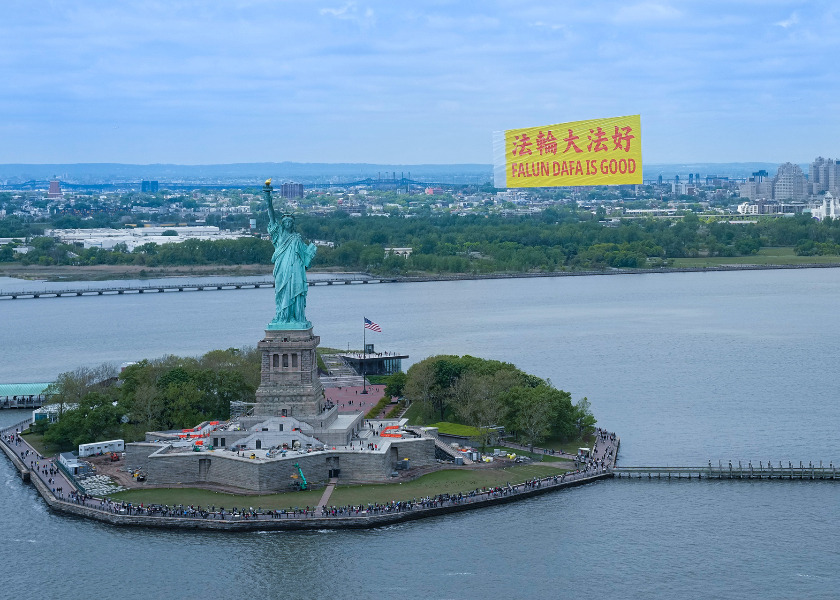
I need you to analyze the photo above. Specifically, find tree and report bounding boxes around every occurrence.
[573,397,597,438]
[403,359,440,422]
[511,387,554,452]
[451,372,507,451]
[45,364,117,419]
[384,371,407,398]
[43,390,123,451]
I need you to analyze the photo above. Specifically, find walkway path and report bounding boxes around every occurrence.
[1,420,77,501]
[317,477,338,509]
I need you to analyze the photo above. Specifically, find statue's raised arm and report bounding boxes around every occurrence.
[264,179,277,226]
[263,179,316,330]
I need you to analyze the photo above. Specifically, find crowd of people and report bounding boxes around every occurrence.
[1,419,619,526]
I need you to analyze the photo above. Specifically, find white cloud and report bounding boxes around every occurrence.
[775,12,799,28]
[1,1,839,163]
[319,2,375,27]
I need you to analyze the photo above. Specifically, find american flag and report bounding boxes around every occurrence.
[364,317,382,333]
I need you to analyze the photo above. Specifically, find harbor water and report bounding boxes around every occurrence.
[1,268,839,599]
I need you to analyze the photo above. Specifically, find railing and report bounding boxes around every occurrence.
[54,459,86,495]
[1,417,34,435]
[614,461,838,480]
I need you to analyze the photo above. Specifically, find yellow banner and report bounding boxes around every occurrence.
[501,114,641,187]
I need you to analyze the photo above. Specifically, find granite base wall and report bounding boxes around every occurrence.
[126,437,437,492]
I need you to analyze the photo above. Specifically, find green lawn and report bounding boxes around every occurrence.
[20,431,54,456]
[427,422,483,437]
[537,436,595,455]
[109,464,563,509]
[111,486,325,509]
[402,402,426,424]
[492,446,571,463]
[327,464,562,505]
[671,246,840,268]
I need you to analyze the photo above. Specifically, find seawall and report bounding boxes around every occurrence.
[29,472,613,531]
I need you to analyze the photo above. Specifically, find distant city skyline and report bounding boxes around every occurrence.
[2,1,839,165]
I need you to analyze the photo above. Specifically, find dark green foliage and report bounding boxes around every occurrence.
[40,348,259,451]
[402,354,587,449]
[383,371,407,398]
[5,208,840,272]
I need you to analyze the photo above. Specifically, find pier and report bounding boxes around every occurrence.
[0,383,50,410]
[614,461,838,480]
[0,276,398,300]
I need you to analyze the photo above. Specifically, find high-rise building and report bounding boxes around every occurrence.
[281,183,304,199]
[48,179,62,199]
[809,157,840,196]
[772,163,807,201]
[141,180,159,193]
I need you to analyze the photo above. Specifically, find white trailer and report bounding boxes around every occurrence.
[78,439,125,457]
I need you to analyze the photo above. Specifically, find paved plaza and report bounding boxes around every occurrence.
[324,384,389,414]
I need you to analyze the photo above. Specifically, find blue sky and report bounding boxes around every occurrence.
[2,1,838,165]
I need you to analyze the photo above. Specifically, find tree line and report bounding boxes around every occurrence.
[6,210,840,273]
[401,355,595,450]
[36,349,260,451]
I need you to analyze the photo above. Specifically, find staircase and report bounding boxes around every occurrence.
[320,353,365,388]
[404,426,474,464]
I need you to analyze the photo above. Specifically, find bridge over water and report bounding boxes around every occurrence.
[0,276,399,300]
[5,264,840,301]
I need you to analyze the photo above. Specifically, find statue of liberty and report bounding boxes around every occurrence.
[263,180,317,329]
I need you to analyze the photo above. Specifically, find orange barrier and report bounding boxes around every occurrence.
[380,425,402,438]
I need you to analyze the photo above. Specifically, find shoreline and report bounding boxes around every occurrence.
[29,471,614,531]
[1,419,620,531]
[2,261,839,286]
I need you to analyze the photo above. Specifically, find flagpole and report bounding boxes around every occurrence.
[361,317,368,394]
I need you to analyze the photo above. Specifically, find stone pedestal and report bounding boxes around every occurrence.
[254,328,325,419]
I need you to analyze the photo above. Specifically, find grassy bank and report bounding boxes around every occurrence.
[670,246,840,268]
[19,431,53,456]
[110,464,563,508]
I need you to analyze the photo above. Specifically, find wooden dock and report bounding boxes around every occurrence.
[613,461,838,480]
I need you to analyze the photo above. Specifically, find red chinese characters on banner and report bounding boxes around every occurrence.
[511,133,532,156]
[562,129,583,154]
[528,125,636,155]
[587,127,609,152]
[612,125,635,152]
[535,130,557,155]
[502,115,641,187]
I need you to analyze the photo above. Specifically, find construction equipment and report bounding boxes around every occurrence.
[110,452,120,462]
[289,462,308,491]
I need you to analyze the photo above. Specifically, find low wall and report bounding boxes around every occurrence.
[126,437,436,491]
[31,472,613,531]
[2,430,612,531]
[0,437,30,482]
